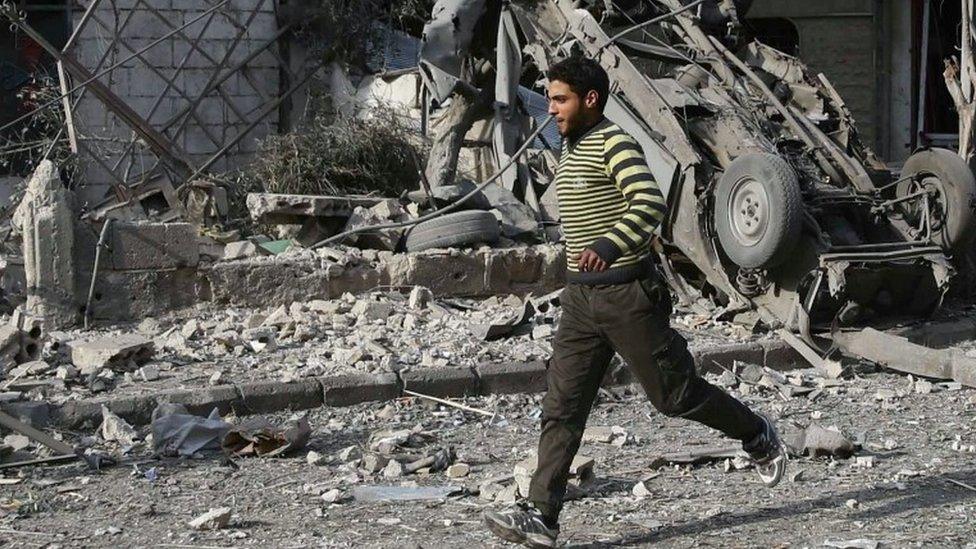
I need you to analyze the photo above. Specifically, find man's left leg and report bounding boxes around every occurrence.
[597,276,786,484]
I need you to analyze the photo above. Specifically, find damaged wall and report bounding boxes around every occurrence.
[70,0,282,205]
[749,0,882,155]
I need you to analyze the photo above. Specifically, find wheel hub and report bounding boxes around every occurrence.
[728,177,770,247]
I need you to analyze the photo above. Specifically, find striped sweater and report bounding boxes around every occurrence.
[555,117,667,284]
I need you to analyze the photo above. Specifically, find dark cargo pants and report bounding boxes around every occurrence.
[528,276,763,519]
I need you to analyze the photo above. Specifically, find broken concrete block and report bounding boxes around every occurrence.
[320,488,342,504]
[4,434,30,451]
[68,334,154,375]
[409,286,432,309]
[582,426,615,444]
[632,481,653,498]
[109,222,200,270]
[223,241,265,261]
[11,161,76,328]
[407,180,491,211]
[382,459,404,479]
[351,300,393,321]
[0,325,20,372]
[137,364,160,382]
[306,450,326,466]
[100,405,137,446]
[243,328,277,353]
[370,199,405,221]
[188,507,231,531]
[515,455,594,498]
[446,463,470,478]
[246,193,384,225]
[343,206,403,251]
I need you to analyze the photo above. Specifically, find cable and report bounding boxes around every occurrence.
[310,115,555,250]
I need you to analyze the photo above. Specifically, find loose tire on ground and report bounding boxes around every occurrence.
[898,148,976,253]
[713,153,803,270]
[404,210,500,252]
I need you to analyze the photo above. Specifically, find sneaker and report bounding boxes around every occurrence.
[483,503,559,548]
[743,413,787,487]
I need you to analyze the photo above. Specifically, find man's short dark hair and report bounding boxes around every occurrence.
[547,56,610,111]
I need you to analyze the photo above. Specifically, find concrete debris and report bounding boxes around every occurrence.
[67,334,154,375]
[4,433,31,452]
[100,405,138,447]
[409,287,433,309]
[351,485,462,502]
[835,328,976,388]
[649,445,744,469]
[222,416,311,457]
[342,205,403,251]
[823,540,879,549]
[382,459,404,478]
[790,423,859,458]
[632,480,653,498]
[188,507,232,531]
[514,454,594,499]
[11,161,76,328]
[446,463,470,478]
[223,241,266,261]
[337,446,361,462]
[306,450,326,466]
[320,488,343,504]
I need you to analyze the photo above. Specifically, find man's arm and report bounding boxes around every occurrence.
[587,131,667,266]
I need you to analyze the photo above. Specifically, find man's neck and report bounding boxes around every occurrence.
[566,115,605,148]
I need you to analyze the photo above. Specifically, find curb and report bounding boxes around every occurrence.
[35,339,805,429]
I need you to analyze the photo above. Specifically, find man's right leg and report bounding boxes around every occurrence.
[484,285,614,548]
[528,284,614,523]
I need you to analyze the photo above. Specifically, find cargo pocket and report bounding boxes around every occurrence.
[637,275,673,318]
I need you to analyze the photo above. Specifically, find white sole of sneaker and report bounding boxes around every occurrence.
[484,513,527,545]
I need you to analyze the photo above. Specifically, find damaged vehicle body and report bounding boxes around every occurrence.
[419,0,976,346]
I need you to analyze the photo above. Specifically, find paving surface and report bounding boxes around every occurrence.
[2,367,975,548]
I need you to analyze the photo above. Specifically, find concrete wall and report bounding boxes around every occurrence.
[70,0,281,205]
[749,0,882,155]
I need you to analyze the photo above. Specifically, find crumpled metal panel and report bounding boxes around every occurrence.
[418,0,488,104]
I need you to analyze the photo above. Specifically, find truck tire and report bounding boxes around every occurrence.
[404,210,500,252]
[714,153,803,269]
[898,148,976,253]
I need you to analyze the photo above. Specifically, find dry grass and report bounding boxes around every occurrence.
[245,106,426,198]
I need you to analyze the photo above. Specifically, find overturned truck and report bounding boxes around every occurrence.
[420,0,976,348]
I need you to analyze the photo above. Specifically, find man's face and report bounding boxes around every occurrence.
[547,80,599,137]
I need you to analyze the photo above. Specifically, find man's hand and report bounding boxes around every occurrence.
[577,249,608,273]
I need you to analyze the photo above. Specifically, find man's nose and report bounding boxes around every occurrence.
[547,102,558,115]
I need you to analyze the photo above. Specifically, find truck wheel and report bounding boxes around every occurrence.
[714,153,803,269]
[404,210,500,252]
[898,148,976,252]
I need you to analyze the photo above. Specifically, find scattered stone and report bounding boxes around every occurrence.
[582,426,615,444]
[824,540,879,549]
[352,485,462,502]
[913,379,935,394]
[68,335,154,375]
[55,365,78,380]
[351,300,393,321]
[853,456,875,468]
[4,434,30,451]
[409,287,433,309]
[844,498,860,510]
[307,451,326,466]
[789,469,806,483]
[363,454,390,473]
[188,507,232,531]
[243,328,277,353]
[209,371,223,385]
[338,446,362,462]
[382,459,404,479]
[321,489,343,504]
[181,319,201,340]
[446,463,471,478]
[632,481,653,498]
[100,405,138,446]
[532,324,555,340]
[136,364,160,382]
[790,423,858,458]
[223,241,262,261]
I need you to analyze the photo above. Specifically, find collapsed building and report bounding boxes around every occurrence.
[2,0,976,467]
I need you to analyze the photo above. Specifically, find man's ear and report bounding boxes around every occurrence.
[585,90,600,109]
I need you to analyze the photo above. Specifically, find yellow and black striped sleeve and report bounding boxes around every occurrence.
[588,131,667,265]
